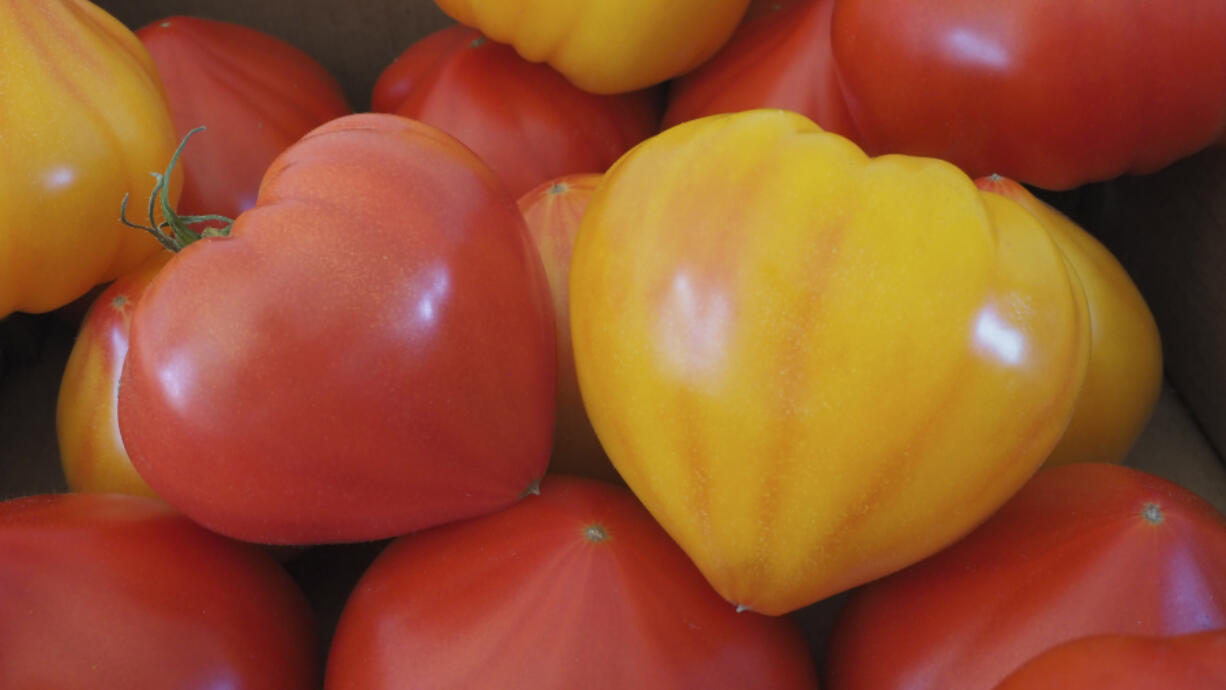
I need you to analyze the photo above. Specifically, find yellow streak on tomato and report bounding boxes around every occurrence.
[0,0,181,317]
[977,176,1163,466]
[433,0,752,94]
[57,255,166,498]
[570,110,1090,615]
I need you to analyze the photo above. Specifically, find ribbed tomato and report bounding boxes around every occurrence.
[570,109,1089,615]
[826,463,1226,690]
[326,476,819,689]
[117,113,556,544]
[372,25,659,198]
[431,0,752,93]
[0,0,180,318]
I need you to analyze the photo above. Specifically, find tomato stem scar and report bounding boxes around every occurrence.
[1142,502,1164,525]
[583,524,609,542]
[520,477,542,498]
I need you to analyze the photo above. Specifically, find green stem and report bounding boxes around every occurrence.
[119,126,236,252]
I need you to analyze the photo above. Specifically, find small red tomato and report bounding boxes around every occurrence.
[118,113,556,544]
[993,630,1226,690]
[518,174,616,482]
[0,493,317,688]
[372,25,660,197]
[826,463,1226,690]
[663,0,856,139]
[137,16,351,220]
[326,476,819,689]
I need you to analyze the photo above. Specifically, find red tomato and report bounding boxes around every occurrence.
[663,0,856,139]
[0,493,317,688]
[517,174,617,482]
[325,476,819,689]
[993,630,1226,690]
[371,25,660,198]
[825,463,1226,690]
[57,254,167,497]
[830,0,1226,189]
[117,113,556,544]
[136,16,351,221]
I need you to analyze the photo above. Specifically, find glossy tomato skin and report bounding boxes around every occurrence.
[326,476,819,690]
[831,0,1226,189]
[826,463,1226,690]
[570,110,1089,615]
[663,0,856,139]
[0,493,317,688]
[432,0,752,94]
[0,0,180,318]
[976,176,1162,466]
[137,16,351,221]
[372,26,660,198]
[993,631,1226,690]
[118,113,556,544]
[57,254,168,497]
[517,175,617,482]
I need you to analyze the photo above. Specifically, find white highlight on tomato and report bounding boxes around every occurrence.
[974,304,1025,366]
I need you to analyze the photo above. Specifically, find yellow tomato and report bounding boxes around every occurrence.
[570,110,1091,615]
[0,0,181,318]
[432,0,751,94]
[57,254,168,498]
[977,175,1163,466]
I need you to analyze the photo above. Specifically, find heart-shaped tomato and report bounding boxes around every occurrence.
[118,113,556,544]
[570,109,1089,614]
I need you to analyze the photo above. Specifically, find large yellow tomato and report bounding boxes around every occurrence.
[431,0,751,94]
[976,175,1163,466]
[0,0,181,318]
[570,110,1091,615]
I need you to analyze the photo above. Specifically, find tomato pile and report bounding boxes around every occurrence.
[3,1,1226,688]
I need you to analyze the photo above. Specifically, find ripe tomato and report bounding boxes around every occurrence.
[825,463,1226,690]
[517,174,616,482]
[372,25,659,198]
[0,0,180,318]
[57,254,167,497]
[976,176,1162,465]
[994,631,1226,690]
[136,16,351,221]
[117,113,556,544]
[431,0,752,94]
[663,0,856,139]
[831,0,1226,189]
[326,476,819,689]
[0,493,317,688]
[569,109,1089,615]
